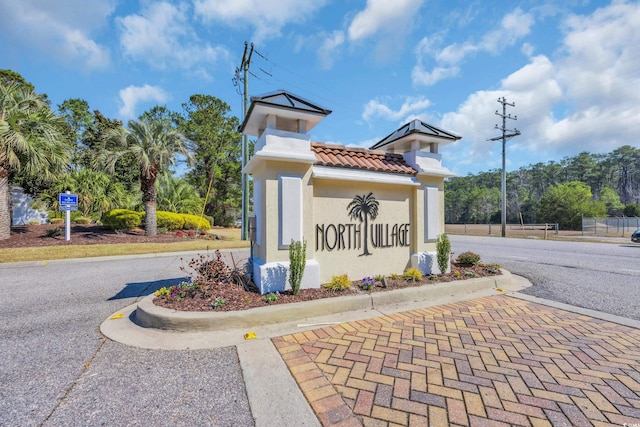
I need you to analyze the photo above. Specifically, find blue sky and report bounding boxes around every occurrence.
[1,0,639,176]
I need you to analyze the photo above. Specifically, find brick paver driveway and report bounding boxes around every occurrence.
[273,295,640,426]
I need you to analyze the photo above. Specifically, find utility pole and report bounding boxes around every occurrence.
[237,42,254,241]
[489,97,520,237]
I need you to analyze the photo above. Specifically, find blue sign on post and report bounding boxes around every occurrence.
[59,193,79,211]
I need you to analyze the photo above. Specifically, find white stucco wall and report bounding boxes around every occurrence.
[11,186,48,225]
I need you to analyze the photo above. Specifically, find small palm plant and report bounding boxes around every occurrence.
[347,193,379,256]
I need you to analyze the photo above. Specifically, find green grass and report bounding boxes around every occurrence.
[0,228,250,263]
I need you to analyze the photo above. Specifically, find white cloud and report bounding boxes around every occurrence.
[411,65,460,87]
[413,8,535,86]
[0,0,113,70]
[557,1,640,107]
[351,136,384,150]
[435,42,476,65]
[479,8,534,54]
[117,2,228,71]
[440,55,565,170]
[307,0,424,70]
[346,0,425,62]
[317,31,346,70]
[118,85,168,120]
[363,96,431,122]
[442,55,562,160]
[194,0,328,43]
[440,2,640,173]
[348,0,424,42]
[545,1,640,151]
[521,42,535,57]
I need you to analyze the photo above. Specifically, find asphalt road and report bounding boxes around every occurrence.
[2,238,640,426]
[451,234,640,321]
[0,250,255,427]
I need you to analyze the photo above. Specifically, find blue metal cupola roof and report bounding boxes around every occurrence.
[370,119,461,153]
[239,90,332,136]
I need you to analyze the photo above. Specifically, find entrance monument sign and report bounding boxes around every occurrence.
[240,91,460,294]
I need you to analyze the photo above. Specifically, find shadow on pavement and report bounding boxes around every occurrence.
[108,277,185,300]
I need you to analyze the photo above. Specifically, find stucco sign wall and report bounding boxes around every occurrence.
[312,184,415,283]
[315,192,410,255]
[240,90,459,294]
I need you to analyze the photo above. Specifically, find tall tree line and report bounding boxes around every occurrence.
[445,147,640,228]
[0,69,244,239]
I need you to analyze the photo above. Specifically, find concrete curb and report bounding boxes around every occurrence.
[508,292,640,330]
[134,271,512,332]
[238,340,321,427]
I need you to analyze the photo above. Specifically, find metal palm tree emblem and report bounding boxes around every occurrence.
[347,192,379,256]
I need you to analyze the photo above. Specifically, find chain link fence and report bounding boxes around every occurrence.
[446,223,559,238]
[582,217,640,235]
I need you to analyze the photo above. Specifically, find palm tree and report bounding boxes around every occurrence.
[40,170,129,219]
[347,192,379,256]
[100,119,190,236]
[156,173,203,214]
[0,82,69,239]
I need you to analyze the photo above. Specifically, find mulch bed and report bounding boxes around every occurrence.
[0,224,218,249]
[153,263,501,312]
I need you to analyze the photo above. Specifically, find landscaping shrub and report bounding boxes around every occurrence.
[436,233,451,274]
[181,213,211,230]
[484,263,502,274]
[456,251,481,265]
[322,274,351,291]
[49,218,64,225]
[45,227,63,238]
[403,267,423,282]
[177,250,258,294]
[73,216,92,225]
[156,211,185,231]
[289,239,307,295]
[211,298,227,309]
[101,209,143,231]
[203,214,215,227]
[155,281,200,302]
[263,293,278,303]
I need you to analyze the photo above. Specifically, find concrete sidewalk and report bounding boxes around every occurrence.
[101,273,640,426]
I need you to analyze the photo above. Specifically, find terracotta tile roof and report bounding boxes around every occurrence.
[311,142,416,175]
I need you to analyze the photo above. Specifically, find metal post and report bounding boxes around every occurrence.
[65,191,71,241]
[240,42,254,241]
[501,135,506,237]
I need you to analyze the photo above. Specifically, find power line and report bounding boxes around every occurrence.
[249,48,345,109]
[489,97,521,237]
[234,41,254,241]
